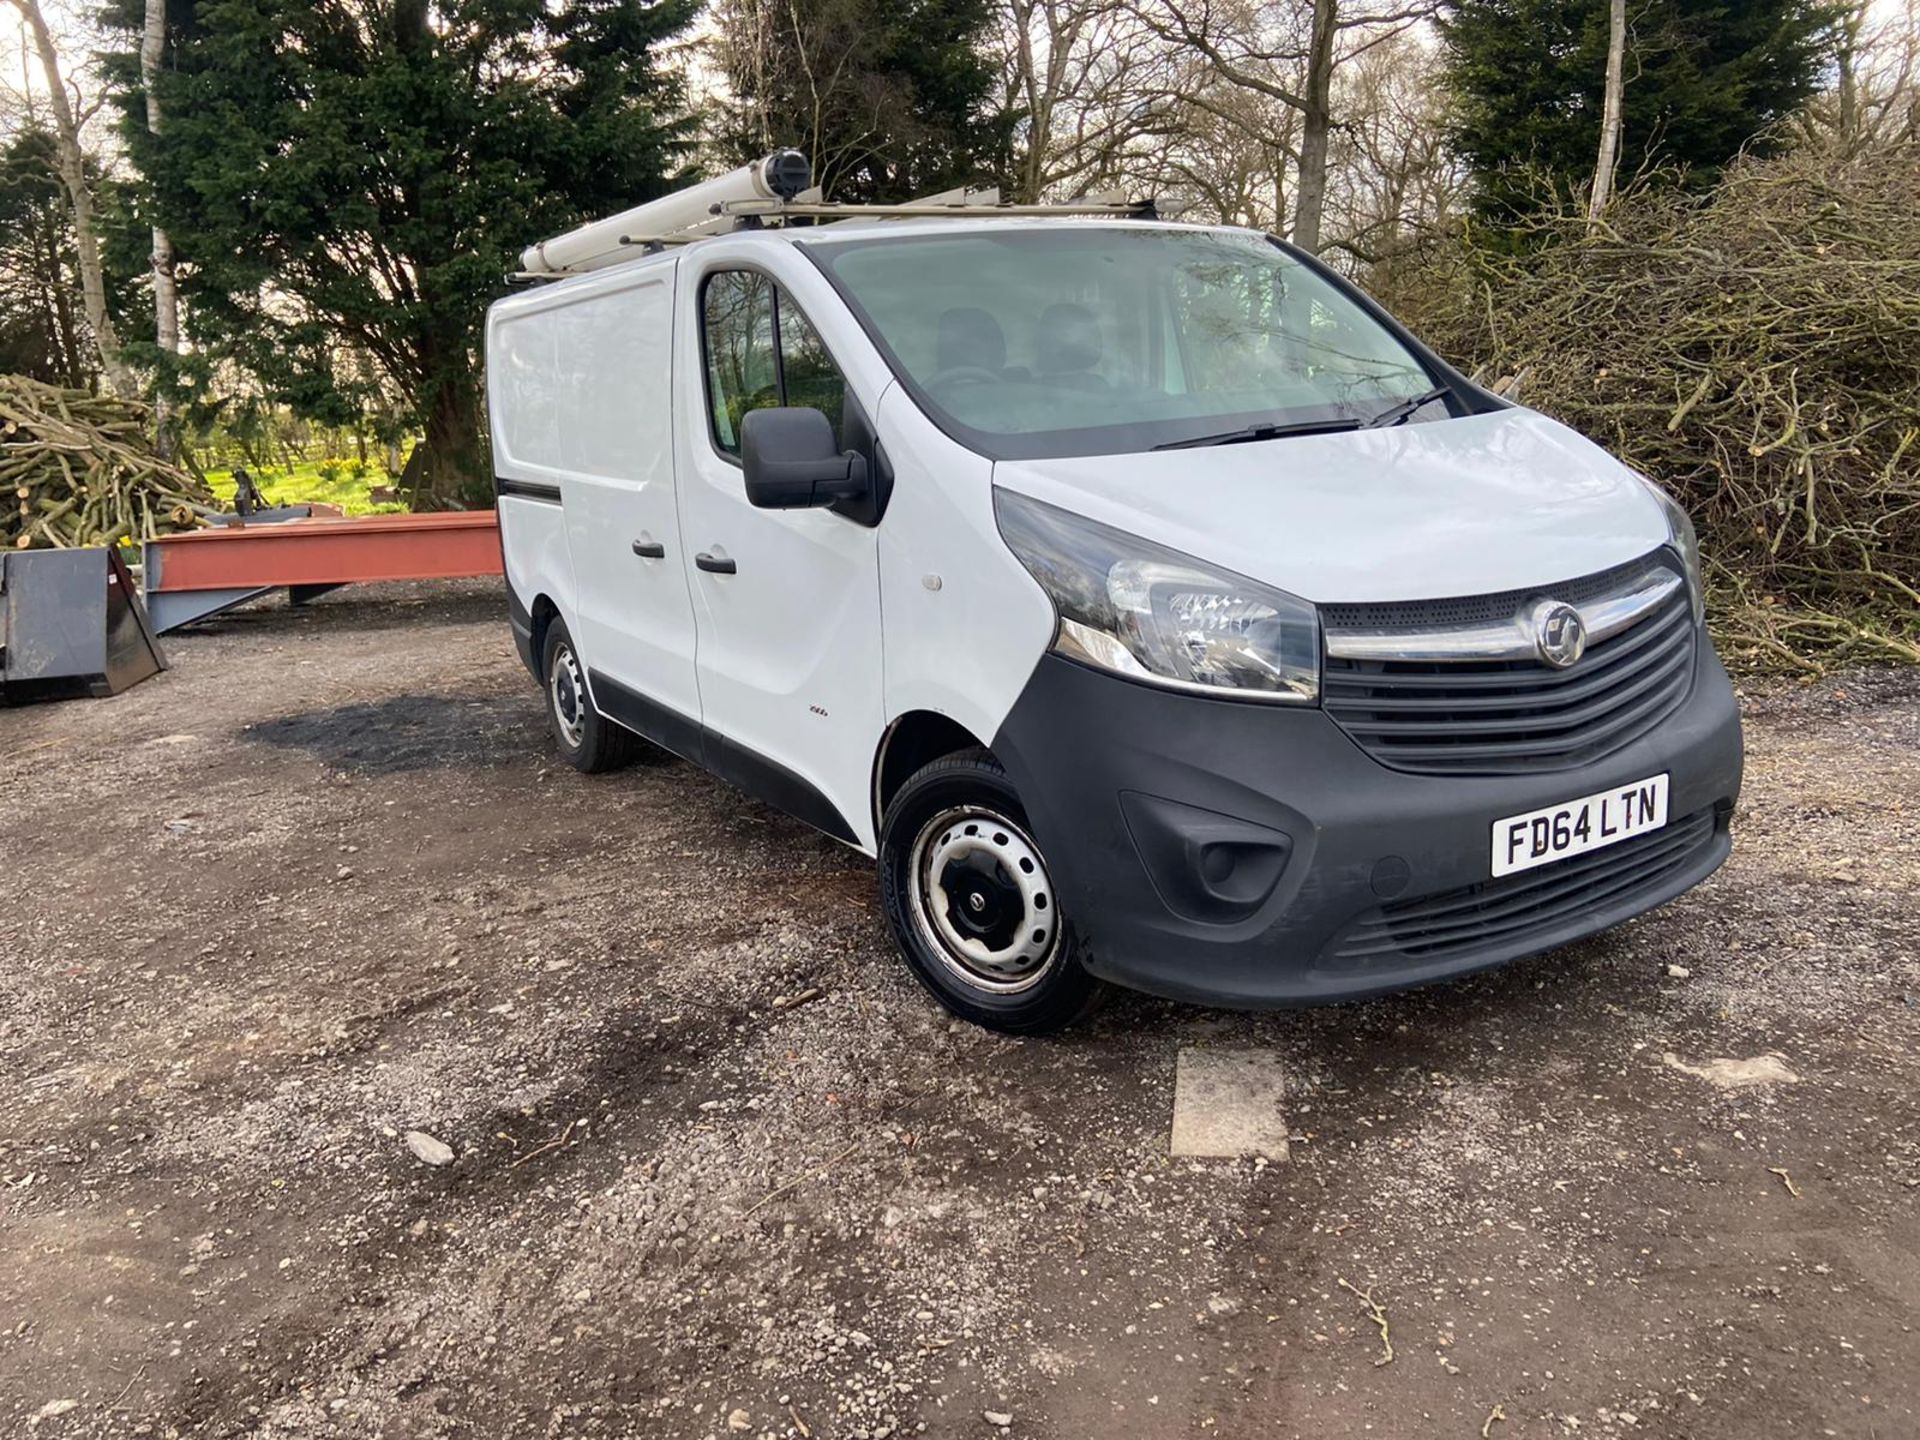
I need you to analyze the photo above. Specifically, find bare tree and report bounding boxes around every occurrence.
[1158,76,1302,227]
[988,3,1461,265]
[1588,0,1626,221]
[141,0,181,451]
[1132,0,1435,253]
[7,0,133,396]
[997,0,1183,202]
[1321,30,1464,268]
[1803,1,1920,148]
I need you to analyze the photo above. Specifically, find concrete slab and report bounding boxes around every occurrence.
[1169,1047,1290,1160]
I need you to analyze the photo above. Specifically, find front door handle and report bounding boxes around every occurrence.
[631,539,666,559]
[694,552,737,575]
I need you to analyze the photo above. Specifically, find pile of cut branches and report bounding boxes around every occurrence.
[1,375,214,551]
[1384,136,1920,671]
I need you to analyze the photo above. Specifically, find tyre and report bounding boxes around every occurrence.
[541,618,636,773]
[879,748,1107,1034]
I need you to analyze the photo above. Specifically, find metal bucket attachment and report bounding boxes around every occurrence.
[1,546,167,705]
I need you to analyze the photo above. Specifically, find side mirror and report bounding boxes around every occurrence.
[739,407,868,510]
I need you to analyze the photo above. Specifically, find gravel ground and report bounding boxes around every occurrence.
[1,579,1915,1440]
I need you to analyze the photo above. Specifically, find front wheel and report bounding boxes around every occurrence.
[878,749,1106,1034]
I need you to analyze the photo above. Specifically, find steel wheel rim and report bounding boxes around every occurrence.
[906,805,1061,995]
[550,643,586,748]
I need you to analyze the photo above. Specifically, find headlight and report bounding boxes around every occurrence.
[1642,478,1706,624]
[994,489,1320,703]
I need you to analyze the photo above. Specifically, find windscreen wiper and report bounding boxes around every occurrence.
[1153,417,1364,451]
[1363,385,1452,429]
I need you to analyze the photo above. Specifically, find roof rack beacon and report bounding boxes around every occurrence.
[485,154,1743,1035]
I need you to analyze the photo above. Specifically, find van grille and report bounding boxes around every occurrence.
[1331,808,1716,964]
[1321,558,1696,775]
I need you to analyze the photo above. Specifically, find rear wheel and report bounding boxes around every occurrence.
[879,749,1106,1034]
[542,619,635,773]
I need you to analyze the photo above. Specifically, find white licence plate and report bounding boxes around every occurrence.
[1491,773,1670,877]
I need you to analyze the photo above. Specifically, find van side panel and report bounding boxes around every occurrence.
[487,257,701,731]
[487,296,574,667]
[497,495,571,668]
[875,387,1057,777]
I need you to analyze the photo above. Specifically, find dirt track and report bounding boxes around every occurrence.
[2,579,1916,1440]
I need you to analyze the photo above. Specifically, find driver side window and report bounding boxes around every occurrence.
[703,271,778,457]
[702,270,848,459]
[777,302,847,449]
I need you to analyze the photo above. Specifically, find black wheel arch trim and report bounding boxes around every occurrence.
[871,709,992,838]
[505,579,539,679]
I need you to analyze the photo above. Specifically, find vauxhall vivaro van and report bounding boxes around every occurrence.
[486,154,1743,1033]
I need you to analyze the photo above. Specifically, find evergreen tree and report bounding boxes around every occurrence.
[104,0,696,503]
[0,130,88,387]
[1440,0,1843,221]
[710,0,1012,203]
[0,130,145,389]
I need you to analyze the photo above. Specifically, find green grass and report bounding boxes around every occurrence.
[202,459,409,516]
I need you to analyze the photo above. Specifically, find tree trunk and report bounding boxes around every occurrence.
[1588,0,1627,222]
[1291,0,1338,255]
[412,370,490,509]
[1011,0,1047,203]
[142,0,181,456]
[11,0,135,397]
[1832,3,1864,144]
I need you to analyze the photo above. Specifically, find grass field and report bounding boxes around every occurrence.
[202,459,408,516]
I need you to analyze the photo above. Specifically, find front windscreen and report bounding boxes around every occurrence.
[806,226,1439,459]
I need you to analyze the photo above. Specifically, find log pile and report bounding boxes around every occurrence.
[2,374,214,551]
[1379,135,1920,670]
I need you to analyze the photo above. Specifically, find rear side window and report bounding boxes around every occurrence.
[701,270,847,458]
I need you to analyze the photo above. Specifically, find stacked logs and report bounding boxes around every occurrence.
[1376,135,1920,669]
[2,374,214,551]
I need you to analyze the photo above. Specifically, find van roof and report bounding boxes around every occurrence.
[779,215,1232,246]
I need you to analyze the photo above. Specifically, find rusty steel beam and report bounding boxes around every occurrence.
[141,511,504,633]
[146,511,502,593]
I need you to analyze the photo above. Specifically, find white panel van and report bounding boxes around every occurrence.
[486,168,1742,1033]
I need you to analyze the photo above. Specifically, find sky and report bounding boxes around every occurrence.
[1,0,113,142]
[4,0,1915,157]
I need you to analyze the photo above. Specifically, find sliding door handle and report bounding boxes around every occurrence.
[631,538,666,559]
[694,552,736,575]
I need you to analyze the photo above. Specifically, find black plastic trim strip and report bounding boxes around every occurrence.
[589,668,705,765]
[705,730,861,846]
[586,668,860,847]
[1336,810,1717,960]
[496,477,562,504]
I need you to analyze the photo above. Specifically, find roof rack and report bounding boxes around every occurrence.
[511,153,1157,283]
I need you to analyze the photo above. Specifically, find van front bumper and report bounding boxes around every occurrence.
[990,644,1743,1008]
